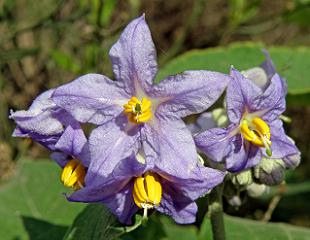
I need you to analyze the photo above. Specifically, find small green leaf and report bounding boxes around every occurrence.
[0,160,84,240]
[63,204,120,240]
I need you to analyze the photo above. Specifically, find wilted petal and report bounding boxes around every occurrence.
[142,119,198,178]
[260,49,277,80]
[109,15,158,94]
[154,71,230,118]
[52,74,129,125]
[226,68,261,124]
[260,50,288,94]
[86,115,141,184]
[195,127,232,163]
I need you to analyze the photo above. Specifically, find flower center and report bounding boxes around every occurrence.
[61,159,86,190]
[133,172,162,216]
[123,96,152,124]
[240,117,272,156]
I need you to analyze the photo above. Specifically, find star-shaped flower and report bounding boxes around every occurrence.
[51,15,230,180]
[195,61,300,172]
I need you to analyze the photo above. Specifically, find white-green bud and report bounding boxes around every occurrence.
[246,183,268,198]
[254,158,286,186]
[227,195,242,207]
[232,170,253,186]
[212,108,228,127]
[241,67,268,88]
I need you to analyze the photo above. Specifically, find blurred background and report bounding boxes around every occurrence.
[0,0,310,233]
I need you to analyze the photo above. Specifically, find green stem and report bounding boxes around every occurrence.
[209,184,226,240]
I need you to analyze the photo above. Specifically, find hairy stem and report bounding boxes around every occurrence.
[209,184,226,240]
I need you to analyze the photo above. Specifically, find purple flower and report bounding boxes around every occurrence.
[10,89,90,189]
[51,15,230,181]
[195,62,300,172]
[67,154,225,224]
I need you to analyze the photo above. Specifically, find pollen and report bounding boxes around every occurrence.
[123,96,152,124]
[240,117,272,156]
[132,172,162,210]
[61,159,86,190]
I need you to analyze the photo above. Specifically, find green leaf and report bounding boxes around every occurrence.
[157,42,310,96]
[200,215,310,240]
[0,160,84,240]
[160,217,198,240]
[121,213,310,240]
[63,204,143,240]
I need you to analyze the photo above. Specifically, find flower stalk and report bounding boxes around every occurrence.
[208,184,226,240]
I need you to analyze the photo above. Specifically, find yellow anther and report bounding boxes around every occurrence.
[240,117,272,156]
[133,172,162,209]
[252,117,270,140]
[240,120,264,147]
[61,159,86,190]
[123,97,152,124]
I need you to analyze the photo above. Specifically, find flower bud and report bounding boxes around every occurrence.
[227,195,242,207]
[211,108,228,127]
[254,158,285,186]
[242,67,268,88]
[246,183,268,198]
[232,170,253,186]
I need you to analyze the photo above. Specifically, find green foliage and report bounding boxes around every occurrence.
[157,43,310,104]
[63,204,119,240]
[121,213,310,240]
[0,160,84,240]
[64,204,143,240]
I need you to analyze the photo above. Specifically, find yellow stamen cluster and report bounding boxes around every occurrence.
[123,96,152,124]
[61,159,86,190]
[240,117,272,156]
[133,172,162,210]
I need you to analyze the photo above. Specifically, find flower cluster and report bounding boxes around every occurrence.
[10,15,300,225]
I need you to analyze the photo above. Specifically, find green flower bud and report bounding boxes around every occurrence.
[246,183,268,198]
[254,158,286,186]
[227,195,242,207]
[232,170,253,186]
[212,108,228,127]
